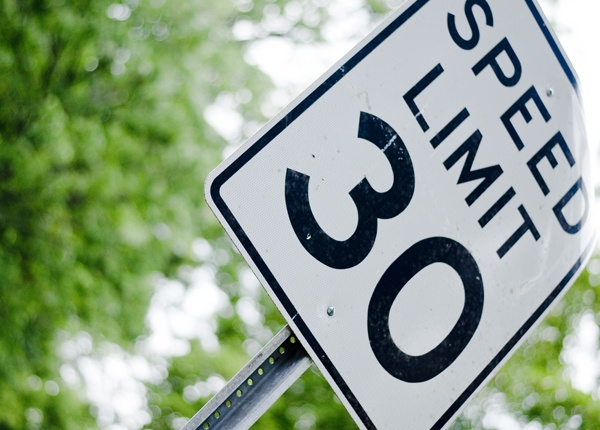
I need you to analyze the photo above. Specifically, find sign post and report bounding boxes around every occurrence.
[200,0,596,428]
[182,326,310,430]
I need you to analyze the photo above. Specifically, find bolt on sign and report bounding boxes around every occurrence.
[205,0,596,428]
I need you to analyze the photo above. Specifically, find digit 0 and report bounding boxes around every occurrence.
[368,237,484,383]
[285,112,415,269]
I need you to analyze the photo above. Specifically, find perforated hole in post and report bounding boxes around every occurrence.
[198,333,301,429]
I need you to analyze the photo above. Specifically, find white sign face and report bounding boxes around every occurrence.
[206,0,596,428]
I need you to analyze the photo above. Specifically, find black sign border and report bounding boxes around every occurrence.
[208,0,592,428]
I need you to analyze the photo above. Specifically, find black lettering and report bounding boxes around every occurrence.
[497,205,540,258]
[501,86,551,151]
[368,237,484,383]
[443,130,503,206]
[472,37,522,87]
[285,112,415,269]
[553,177,589,234]
[430,108,470,149]
[403,64,445,132]
[478,187,516,227]
[448,0,494,50]
[527,132,575,196]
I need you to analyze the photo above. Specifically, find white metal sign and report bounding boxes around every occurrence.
[205,0,596,428]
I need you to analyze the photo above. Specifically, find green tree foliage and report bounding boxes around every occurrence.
[1,0,598,429]
[0,0,327,427]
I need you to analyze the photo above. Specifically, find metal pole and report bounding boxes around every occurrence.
[181,325,312,430]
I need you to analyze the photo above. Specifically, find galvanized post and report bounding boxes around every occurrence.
[181,325,312,430]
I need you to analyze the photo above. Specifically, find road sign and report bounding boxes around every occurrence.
[205,0,596,428]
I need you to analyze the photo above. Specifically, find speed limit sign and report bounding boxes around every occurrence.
[205,0,596,428]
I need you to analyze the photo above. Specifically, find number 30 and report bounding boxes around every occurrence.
[285,111,484,383]
[285,111,415,269]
